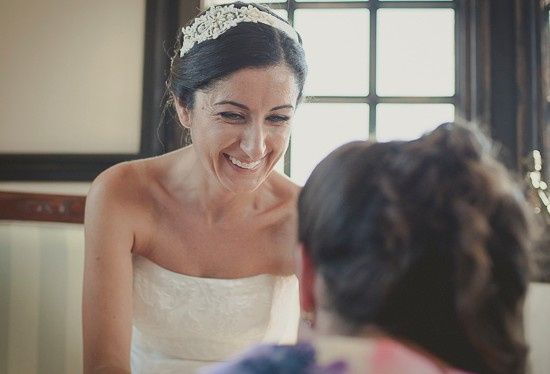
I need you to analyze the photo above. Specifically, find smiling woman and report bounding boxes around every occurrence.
[82,2,307,374]
[174,65,299,194]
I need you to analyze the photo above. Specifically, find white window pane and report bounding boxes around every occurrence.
[376,104,454,141]
[291,103,369,185]
[294,9,369,96]
[298,0,366,2]
[377,9,455,97]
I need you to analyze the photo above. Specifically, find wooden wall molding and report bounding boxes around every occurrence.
[0,192,85,224]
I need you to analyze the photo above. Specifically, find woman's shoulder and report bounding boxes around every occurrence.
[84,155,181,255]
[88,160,147,205]
[266,170,301,203]
[85,153,178,228]
[88,149,187,204]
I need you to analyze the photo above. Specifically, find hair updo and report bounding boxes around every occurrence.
[298,123,535,374]
[166,2,307,109]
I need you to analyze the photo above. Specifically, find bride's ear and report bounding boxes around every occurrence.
[173,96,191,129]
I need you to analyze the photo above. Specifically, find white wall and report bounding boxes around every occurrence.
[0,221,84,374]
[0,0,146,371]
[525,282,550,374]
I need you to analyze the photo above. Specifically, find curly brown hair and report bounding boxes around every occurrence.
[298,123,534,374]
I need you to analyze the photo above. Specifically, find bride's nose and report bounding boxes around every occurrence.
[240,122,266,160]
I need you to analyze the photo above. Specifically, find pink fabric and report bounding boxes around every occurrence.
[200,336,474,374]
[370,338,472,374]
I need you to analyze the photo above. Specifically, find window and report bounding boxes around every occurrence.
[204,0,463,185]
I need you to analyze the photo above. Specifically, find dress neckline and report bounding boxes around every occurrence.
[134,255,295,283]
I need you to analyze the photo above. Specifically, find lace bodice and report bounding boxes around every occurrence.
[131,255,300,373]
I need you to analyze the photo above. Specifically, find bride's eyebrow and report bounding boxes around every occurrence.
[214,101,249,110]
[214,101,294,111]
[270,104,294,111]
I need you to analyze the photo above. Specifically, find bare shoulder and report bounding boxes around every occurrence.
[84,158,163,254]
[85,150,190,253]
[86,160,147,215]
[86,149,181,205]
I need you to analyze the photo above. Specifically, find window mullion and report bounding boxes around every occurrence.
[370,0,379,139]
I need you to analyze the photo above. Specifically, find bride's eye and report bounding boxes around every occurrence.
[267,115,290,124]
[219,112,245,122]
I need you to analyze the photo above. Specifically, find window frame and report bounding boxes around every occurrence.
[263,0,469,176]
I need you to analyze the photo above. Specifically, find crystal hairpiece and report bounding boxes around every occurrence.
[179,4,300,57]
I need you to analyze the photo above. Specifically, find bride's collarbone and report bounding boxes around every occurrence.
[141,239,285,279]
[140,218,292,275]
[159,199,294,234]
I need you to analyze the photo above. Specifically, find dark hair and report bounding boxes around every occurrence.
[298,123,534,374]
[167,2,307,109]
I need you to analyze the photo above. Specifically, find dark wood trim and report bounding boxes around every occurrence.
[141,0,181,156]
[515,0,542,166]
[450,0,550,281]
[455,0,469,123]
[533,1,550,282]
[0,192,85,224]
[486,0,519,168]
[482,0,547,170]
[368,0,378,138]
[0,154,135,181]
[539,1,550,179]
[157,0,201,154]
[455,0,490,132]
[472,0,492,132]
[0,0,180,181]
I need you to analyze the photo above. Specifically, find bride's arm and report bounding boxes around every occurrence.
[83,166,136,374]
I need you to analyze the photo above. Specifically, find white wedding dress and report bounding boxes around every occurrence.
[131,255,300,373]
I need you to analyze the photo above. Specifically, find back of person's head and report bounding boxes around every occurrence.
[167,2,307,110]
[298,123,534,374]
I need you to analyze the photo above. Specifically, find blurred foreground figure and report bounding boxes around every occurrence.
[203,123,535,374]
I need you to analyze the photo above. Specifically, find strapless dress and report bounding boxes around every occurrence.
[131,255,300,373]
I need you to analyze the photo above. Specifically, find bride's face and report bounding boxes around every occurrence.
[178,64,299,193]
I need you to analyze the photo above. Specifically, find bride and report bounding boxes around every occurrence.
[82,2,308,373]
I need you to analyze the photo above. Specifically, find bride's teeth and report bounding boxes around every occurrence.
[228,155,261,169]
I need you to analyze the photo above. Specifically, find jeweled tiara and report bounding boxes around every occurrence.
[179,4,300,57]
